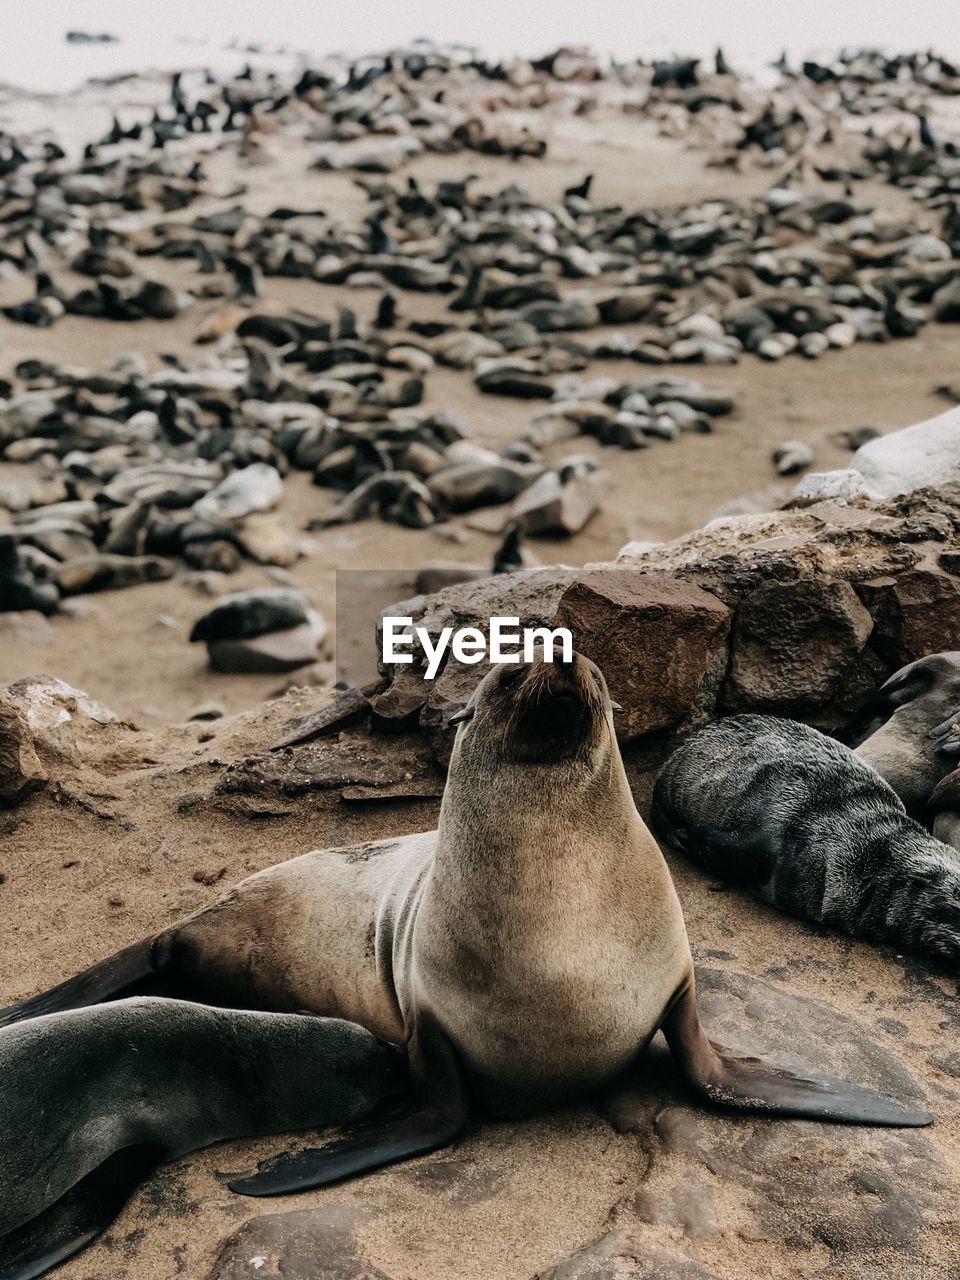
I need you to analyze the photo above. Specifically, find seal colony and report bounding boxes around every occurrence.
[3,41,960,621]
[653,713,960,963]
[0,654,929,1239]
[0,999,400,1280]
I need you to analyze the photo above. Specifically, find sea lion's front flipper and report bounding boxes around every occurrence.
[661,982,932,1128]
[229,1021,467,1196]
[0,1145,162,1280]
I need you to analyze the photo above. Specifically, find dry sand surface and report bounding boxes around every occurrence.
[1,692,957,1279]
[1,68,959,1280]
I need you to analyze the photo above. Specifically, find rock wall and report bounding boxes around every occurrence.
[367,483,960,791]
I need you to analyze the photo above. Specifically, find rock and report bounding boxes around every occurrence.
[587,968,948,1280]
[1,675,116,775]
[210,1205,392,1280]
[372,566,578,738]
[538,1235,721,1279]
[215,726,440,798]
[207,615,328,674]
[0,697,48,805]
[723,578,874,711]
[554,573,731,737]
[193,463,284,521]
[510,470,608,536]
[190,589,312,644]
[187,703,226,722]
[414,564,489,595]
[825,321,858,348]
[860,569,960,665]
[271,687,370,750]
[848,406,960,497]
[772,440,814,475]
[792,469,877,504]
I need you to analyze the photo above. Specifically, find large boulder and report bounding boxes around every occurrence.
[554,572,731,737]
[796,405,960,502]
[366,483,960,778]
[722,578,874,712]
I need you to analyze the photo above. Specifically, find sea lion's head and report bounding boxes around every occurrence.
[448,651,618,769]
[847,651,960,745]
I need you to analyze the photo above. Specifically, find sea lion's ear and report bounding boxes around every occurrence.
[447,705,475,728]
[609,701,623,713]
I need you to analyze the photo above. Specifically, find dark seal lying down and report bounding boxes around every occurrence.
[0,998,401,1280]
[653,713,960,964]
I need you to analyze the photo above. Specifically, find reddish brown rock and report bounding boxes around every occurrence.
[554,572,731,738]
[723,578,874,712]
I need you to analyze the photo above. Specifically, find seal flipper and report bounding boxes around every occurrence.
[0,936,170,1029]
[0,1145,162,1280]
[230,1020,467,1196]
[662,982,932,1128]
[650,803,773,888]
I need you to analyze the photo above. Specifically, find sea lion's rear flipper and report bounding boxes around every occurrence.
[930,708,960,758]
[0,936,171,1029]
[662,983,932,1128]
[230,1021,467,1196]
[0,1145,162,1280]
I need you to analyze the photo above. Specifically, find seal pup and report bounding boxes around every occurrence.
[0,658,930,1201]
[653,714,960,964]
[0,998,401,1280]
[849,652,960,814]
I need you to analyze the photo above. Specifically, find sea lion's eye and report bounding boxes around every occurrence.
[500,665,525,686]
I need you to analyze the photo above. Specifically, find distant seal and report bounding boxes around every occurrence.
[0,998,400,1280]
[850,652,960,814]
[1,657,929,1204]
[653,713,960,964]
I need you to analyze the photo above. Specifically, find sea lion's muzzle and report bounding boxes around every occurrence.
[507,652,602,752]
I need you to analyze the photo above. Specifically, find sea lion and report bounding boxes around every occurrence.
[929,767,960,851]
[0,657,930,1203]
[0,998,401,1280]
[653,713,960,964]
[850,652,960,814]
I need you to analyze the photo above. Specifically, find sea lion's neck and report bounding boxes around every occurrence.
[435,739,644,890]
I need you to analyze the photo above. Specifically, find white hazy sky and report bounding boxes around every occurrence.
[3,1,960,93]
